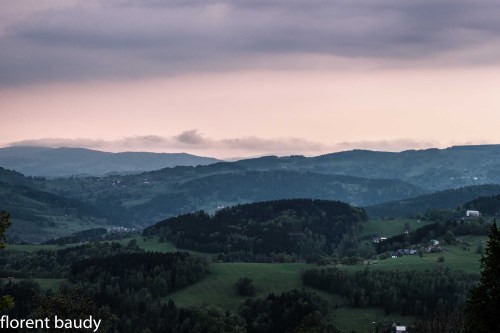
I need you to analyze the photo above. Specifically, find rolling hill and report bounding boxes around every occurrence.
[0,180,115,243]
[128,169,427,223]
[4,144,500,190]
[143,198,367,260]
[4,144,500,243]
[1,163,425,242]
[234,145,500,191]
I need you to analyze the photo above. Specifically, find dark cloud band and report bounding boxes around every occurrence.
[1,0,500,85]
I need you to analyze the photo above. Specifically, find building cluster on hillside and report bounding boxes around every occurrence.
[107,226,136,233]
[391,248,418,258]
[371,236,387,243]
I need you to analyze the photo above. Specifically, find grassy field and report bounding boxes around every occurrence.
[10,217,107,243]
[166,262,419,333]
[360,219,426,238]
[333,307,414,333]
[33,278,67,292]
[119,236,217,260]
[6,235,161,253]
[114,236,177,252]
[166,262,338,310]
[363,252,480,274]
[345,235,485,274]
[7,243,74,252]
[6,235,214,261]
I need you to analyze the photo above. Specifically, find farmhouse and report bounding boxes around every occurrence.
[466,210,480,217]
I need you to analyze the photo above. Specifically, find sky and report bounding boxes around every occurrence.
[1,0,500,159]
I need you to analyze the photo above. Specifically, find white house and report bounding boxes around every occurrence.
[466,210,480,217]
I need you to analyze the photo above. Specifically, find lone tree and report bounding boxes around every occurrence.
[235,277,256,297]
[465,219,500,332]
[0,211,14,310]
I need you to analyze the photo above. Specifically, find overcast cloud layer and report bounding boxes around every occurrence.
[2,0,500,85]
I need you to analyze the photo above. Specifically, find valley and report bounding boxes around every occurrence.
[1,145,500,332]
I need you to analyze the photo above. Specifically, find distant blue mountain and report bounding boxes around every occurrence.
[0,146,220,177]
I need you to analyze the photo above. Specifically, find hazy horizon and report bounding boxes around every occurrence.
[2,142,498,162]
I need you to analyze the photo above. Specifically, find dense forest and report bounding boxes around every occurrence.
[238,289,334,332]
[464,194,500,216]
[0,241,142,278]
[0,241,217,333]
[365,184,500,219]
[302,267,478,316]
[0,246,335,333]
[70,251,209,298]
[144,199,368,261]
[0,161,424,243]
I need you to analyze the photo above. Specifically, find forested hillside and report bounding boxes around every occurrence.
[0,180,119,243]
[1,163,423,242]
[463,195,500,216]
[144,199,367,261]
[234,145,500,191]
[4,144,500,243]
[0,241,213,333]
[365,184,500,218]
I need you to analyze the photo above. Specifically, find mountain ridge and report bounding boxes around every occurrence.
[232,144,500,191]
[0,146,220,177]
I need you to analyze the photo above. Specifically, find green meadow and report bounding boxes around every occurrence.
[4,228,485,333]
[333,307,414,333]
[166,262,325,310]
[359,218,426,238]
[33,278,67,292]
[165,262,422,333]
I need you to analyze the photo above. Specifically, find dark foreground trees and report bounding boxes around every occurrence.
[465,220,500,332]
[239,289,337,333]
[0,211,14,311]
[0,211,10,249]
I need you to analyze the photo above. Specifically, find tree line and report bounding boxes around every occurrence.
[0,241,141,278]
[302,267,478,316]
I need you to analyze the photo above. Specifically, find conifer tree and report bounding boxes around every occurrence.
[465,220,500,332]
